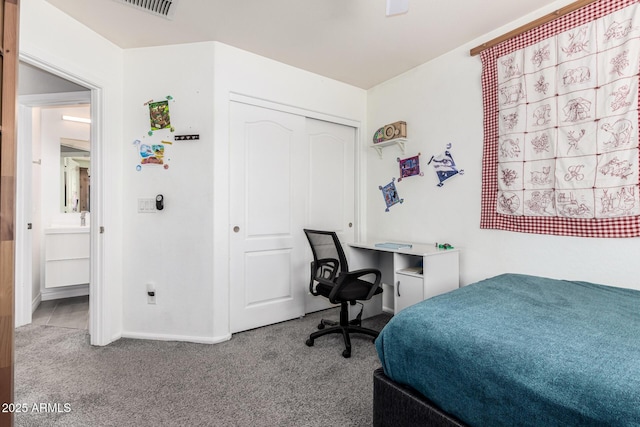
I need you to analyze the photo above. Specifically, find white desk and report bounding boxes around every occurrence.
[347,241,459,318]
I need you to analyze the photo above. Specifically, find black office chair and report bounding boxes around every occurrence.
[303,229,383,358]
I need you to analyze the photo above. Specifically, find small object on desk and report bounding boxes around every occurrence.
[435,242,454,250]
[375,242,413,250]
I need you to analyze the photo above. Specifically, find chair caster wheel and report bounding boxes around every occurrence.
[305,338,314,347]
[317,322,325,330]
[342,349,351,358]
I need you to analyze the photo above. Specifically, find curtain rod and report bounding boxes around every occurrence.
[469,0,600,56]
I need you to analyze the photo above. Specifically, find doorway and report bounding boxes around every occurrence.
[15,61,94,333]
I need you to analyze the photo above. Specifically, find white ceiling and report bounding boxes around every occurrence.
[44,0,564,89]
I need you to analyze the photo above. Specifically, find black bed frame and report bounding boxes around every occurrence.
[373,367,468,427]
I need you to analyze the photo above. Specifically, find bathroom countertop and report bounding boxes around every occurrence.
[44,226,90,234]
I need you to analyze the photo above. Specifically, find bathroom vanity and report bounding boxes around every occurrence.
[44,227,90,288]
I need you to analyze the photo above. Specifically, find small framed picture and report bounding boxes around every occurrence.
[428,149,464,187]
[149,100,171,131]
[397,153,423,181]
[379,178,403,211]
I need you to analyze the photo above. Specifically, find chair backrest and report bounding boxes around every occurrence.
[303,229,349,274]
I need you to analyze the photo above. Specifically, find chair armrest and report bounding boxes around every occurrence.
[329,268,382,303]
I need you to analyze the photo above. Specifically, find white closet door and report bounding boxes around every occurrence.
[304,118,355,314]
[229,102,308,333]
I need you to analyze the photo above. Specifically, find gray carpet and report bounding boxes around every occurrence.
[15,309,391,427]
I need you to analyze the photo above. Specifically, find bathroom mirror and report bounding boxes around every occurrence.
[60,138,90,213]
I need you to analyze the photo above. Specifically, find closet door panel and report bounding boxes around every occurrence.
[229,102,308,333]
[305,118,355,314]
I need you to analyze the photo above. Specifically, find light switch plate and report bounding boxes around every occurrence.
[138,198,157,213]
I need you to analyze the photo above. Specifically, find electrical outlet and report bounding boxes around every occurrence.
[146,283,156,304]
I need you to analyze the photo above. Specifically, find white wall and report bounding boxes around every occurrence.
[119,41,367,343]
[26,0,626,346]
[122,42,216,342]
[366,0,640,290]
[20,0,124,344]
[20,3,367,343]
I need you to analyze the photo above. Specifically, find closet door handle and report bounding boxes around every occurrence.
[397,281,401,297]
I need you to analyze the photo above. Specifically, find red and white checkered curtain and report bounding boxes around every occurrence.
[480,0,640,237]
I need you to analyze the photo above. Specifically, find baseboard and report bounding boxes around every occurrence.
[31,293,42,314]
[121,331,232,345]
[41,284,89,301]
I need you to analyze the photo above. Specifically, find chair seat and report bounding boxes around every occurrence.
[316,279,383,302]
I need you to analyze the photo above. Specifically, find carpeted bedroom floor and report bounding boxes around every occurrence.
[14,308,391,427]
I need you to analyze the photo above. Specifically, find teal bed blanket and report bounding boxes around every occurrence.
[375,273,640,426]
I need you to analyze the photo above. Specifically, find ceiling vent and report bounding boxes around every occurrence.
[112,0,179,20]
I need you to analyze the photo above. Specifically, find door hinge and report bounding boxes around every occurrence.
[100,226,105,234]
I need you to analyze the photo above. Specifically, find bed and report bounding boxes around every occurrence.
[373,273,640,426]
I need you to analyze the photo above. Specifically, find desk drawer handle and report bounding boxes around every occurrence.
[397,281,401,297]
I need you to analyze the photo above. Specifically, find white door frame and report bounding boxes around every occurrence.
[14,103,33,327]
[15,54,105,345]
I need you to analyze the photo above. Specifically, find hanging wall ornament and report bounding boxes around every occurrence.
[132,138,173,170]
[428,143,464,187]
[135,95,177,171]
[146,95,175,136]
[397,153,423,181]
[379,178,403,211]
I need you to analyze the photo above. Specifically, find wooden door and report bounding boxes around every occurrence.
[0,0,20,424]
[79,167,89,211]
[304,118,355,313]
[229,102,308,333]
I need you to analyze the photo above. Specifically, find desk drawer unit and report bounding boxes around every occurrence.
[348,242,460,316]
